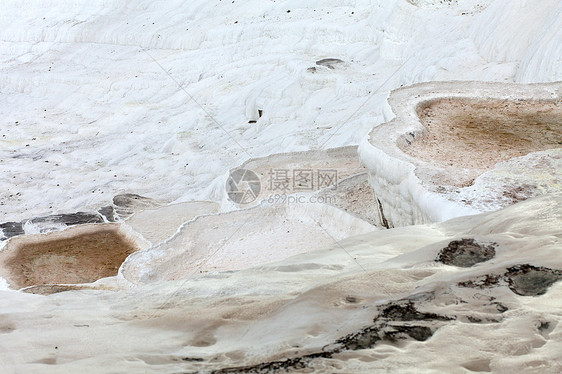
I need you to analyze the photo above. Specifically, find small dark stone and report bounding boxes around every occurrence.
[182,357,204,362]
[436,239,496,267]
[536,320,555,338]
[405,326,433,341]
[467,316,482,323]
[538,321,550,332]
[315,58,344,69]
[335,301,452,352]
[493,302,509,313]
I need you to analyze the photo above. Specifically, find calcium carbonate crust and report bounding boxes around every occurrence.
[359,81,562,227]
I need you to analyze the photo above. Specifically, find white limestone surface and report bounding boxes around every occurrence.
[0,194,560,373]
[2,0,561,223]
[121,201,377,285]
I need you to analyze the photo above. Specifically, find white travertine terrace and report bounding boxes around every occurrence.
[359,81,562,227]
[1,1,562,372]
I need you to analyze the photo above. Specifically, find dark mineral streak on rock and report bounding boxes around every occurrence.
[98,206,117,222]
[30,212,104,227]
[198,301,452,373]
[205,352,333,374]
[0,222,25,240]
[336,301,453,351]
[1,212,104,240]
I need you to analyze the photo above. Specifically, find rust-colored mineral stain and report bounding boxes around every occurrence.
[403,98,562,186]
[4,229,137,289]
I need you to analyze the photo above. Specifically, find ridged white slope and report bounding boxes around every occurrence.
[2,0,560,223]
[470,0,562,83]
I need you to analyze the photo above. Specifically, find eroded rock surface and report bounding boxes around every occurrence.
[458,264,562,297]
[506,264,562,296]
[436,238,496,267]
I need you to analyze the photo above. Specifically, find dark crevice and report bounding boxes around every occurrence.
[377,198,390,229]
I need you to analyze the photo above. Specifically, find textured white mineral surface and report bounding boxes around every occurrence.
[0,0,561,373]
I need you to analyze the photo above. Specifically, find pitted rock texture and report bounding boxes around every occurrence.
[436,239,496,267]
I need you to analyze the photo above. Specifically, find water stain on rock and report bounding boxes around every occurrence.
[436,239,496,267]
[458,264,562,297]
[505,264,562,296]
[0,318,16,334]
